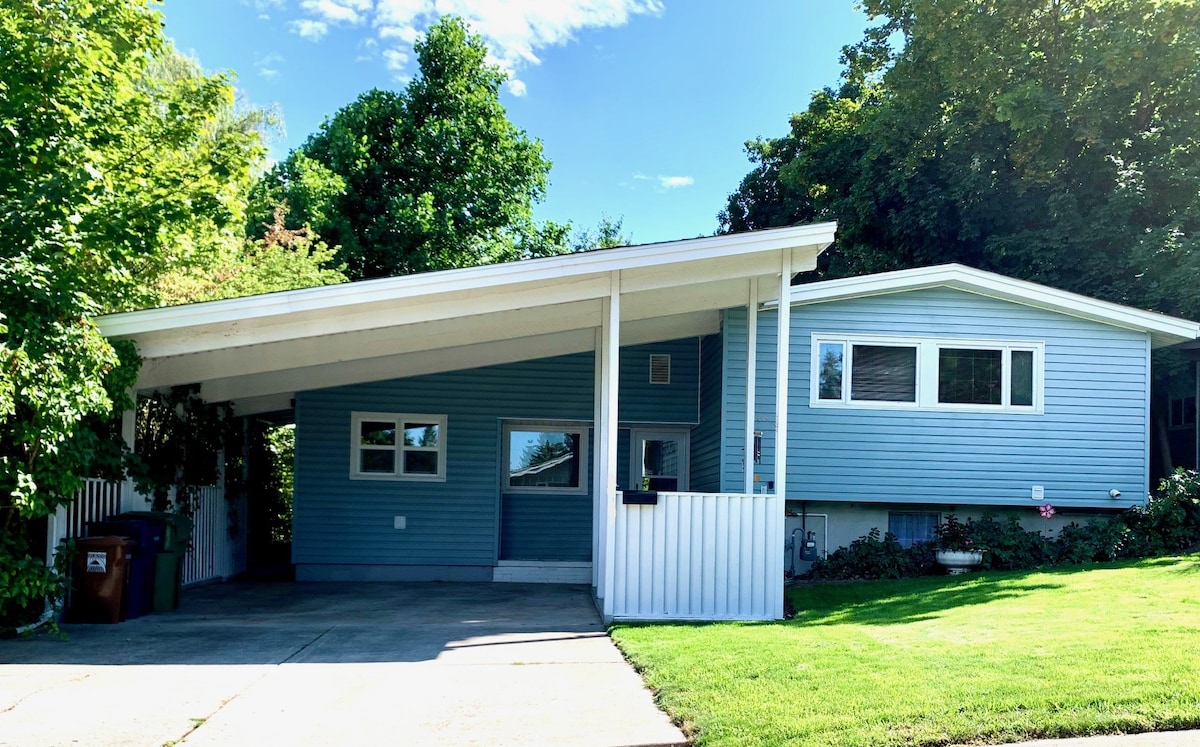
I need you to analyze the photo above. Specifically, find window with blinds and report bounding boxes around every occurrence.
[810,334,1043,412]
[851,345,917,402]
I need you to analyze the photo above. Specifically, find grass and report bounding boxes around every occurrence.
[610,555,1200,747]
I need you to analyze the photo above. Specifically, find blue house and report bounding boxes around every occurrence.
[98,223,1199,620]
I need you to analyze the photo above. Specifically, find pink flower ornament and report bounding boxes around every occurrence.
[1039,503,1056,519]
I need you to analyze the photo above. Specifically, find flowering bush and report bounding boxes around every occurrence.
[934,514,983,553]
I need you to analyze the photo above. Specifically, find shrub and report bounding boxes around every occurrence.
[808,529,937,581]
[969,513,1053,570]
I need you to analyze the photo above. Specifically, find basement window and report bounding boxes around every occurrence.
[351,412,446,481]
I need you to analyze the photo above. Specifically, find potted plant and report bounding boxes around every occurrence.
[934,515,984,574]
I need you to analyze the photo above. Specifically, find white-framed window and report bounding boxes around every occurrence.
[502,421,589,494]
[811,334,1044,413]
[350,412,447,481]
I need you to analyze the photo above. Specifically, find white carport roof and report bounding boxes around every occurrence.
[99,223,837,415]
[787,263,1200,349]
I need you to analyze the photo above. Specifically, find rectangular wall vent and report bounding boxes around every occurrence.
[649,354,671,385]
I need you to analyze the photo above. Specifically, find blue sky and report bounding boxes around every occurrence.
[161,1,870,244]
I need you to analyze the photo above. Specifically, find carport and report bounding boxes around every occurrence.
[96,223,838,621]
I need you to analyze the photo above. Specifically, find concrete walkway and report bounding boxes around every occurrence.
[993,732,1200,747]
[0,582,685,747]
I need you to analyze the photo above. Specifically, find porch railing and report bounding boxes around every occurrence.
[610,491,783,621]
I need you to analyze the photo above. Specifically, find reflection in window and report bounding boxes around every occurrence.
[817,342,844,400]
[641,439,680,491]
[508,429,582,490]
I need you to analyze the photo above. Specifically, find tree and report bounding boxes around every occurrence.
[572,214,631,251]
[251,16,570,280]
[0,0,265,625]
[722,0,1200,319]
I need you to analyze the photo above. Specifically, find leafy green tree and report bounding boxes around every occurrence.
[0,0,266,625]
[572,214,631,251]
[253,16,570,279]
[722,0,1200,320]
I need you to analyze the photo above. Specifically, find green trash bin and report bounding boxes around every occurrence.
[113,511,193,612]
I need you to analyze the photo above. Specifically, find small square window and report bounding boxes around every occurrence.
[351,413,447,481]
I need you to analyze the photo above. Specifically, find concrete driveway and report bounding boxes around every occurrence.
[0,582,685,747]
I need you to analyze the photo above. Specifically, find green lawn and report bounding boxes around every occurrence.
[610,555,1200,747]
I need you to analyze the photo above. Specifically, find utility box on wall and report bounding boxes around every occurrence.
[784,514,827,576]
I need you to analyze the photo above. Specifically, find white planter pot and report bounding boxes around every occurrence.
[935,549,984,575]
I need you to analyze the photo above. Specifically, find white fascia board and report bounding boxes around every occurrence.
[98,222,836,338]
[786,264,1200,347]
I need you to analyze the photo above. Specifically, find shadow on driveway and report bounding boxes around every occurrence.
[3,581,604,665]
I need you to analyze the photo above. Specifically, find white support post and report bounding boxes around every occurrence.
[120,403,138,512]
[600,272,620,620]
[745,278,758,494]
[772,253,792,619]
[592,327,604,590]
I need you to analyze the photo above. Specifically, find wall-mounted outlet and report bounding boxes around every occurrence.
[394,516,407,530]
[1031,485,1044,501]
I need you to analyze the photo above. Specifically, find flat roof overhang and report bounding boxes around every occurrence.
[99,223,837,415]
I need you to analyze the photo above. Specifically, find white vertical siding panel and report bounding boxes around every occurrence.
[677,496,692,615]
[663,496,679,617]
[610,492,781,621]
[651,501,666,615]
[700,494,717,616]
[637,506,652,615]
[727,497,742,616]
[710,497,729,619]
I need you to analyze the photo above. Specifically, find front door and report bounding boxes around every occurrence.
[630,430,690,492]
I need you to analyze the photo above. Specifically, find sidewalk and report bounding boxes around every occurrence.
[995,731,1200,747]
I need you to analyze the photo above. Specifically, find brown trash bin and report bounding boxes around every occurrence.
[69,536,135,624]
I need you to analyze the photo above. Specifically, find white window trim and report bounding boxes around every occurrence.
[350,412,448,481]
[501,420,590,495]
[809,333,1045,414]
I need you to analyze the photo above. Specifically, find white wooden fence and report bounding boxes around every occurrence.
[610,491,783,621]
[49,478,242,588]
[181,485,239,586]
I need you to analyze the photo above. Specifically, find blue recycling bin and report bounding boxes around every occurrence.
[87,519,165,619]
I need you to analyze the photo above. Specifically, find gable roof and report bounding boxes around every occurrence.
[788,264,1199,348]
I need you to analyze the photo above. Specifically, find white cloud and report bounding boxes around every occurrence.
[658,175,693,189]
[301,0,373,24]
[382,48,410,71]
[256,53,284,79]
[287,0,663,89]
[291,18,329,40]
[506,79,527,97]
[627,172,695,192]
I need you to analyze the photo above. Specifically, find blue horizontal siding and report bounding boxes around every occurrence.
[690,333,723,492]
[294,340,699,567]
[721,287,1151,508]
